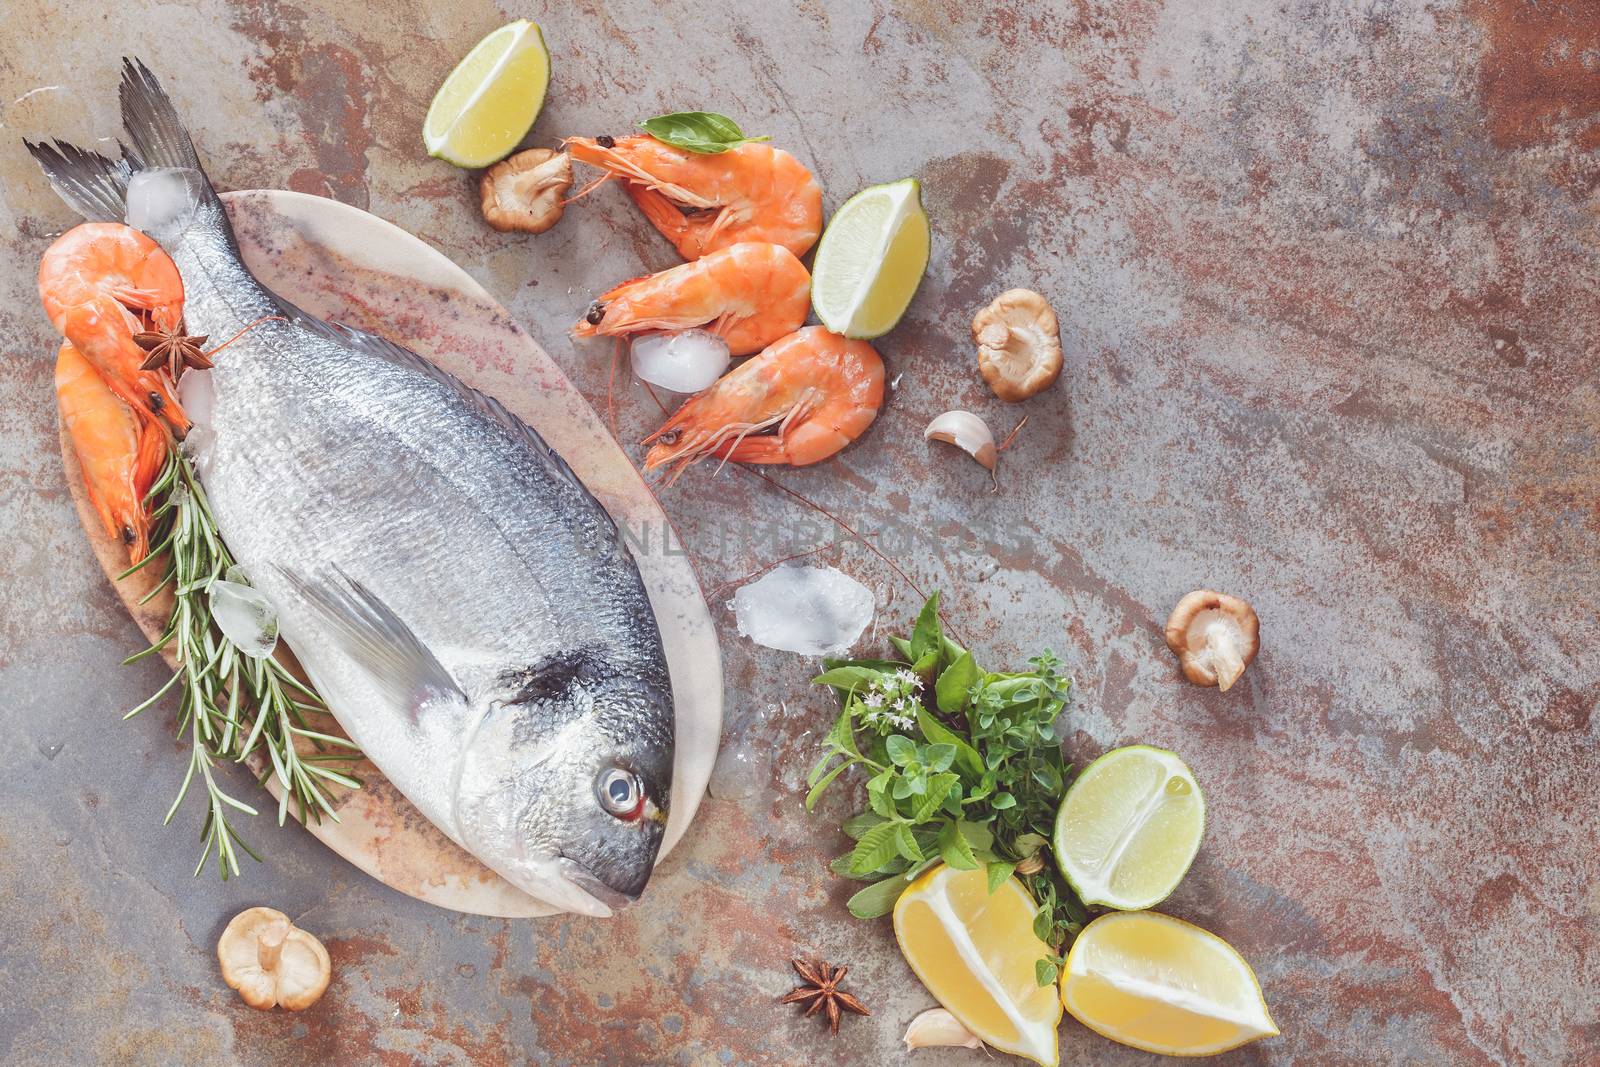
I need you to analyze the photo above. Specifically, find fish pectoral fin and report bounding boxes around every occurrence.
[276,563,463,718]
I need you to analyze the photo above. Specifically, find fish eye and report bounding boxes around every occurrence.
[596,767,644,819]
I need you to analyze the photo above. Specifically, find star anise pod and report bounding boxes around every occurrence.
[134,320,212,380]
[780,957,870,1035]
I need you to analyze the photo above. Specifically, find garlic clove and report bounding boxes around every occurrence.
[903,1007,984,1050]
[924,410,998,474]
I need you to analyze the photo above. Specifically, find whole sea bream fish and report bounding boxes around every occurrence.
[29,60,674,917]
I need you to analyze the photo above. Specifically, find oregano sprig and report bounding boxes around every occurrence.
[805,592,1088,983]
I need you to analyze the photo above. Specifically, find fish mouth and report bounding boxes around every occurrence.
[557,856,640,914]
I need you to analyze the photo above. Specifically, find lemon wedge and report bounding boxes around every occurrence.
[424,21,551,168]
[811,178,930,339]
[893,864,1063,1066]
[1053,745,1204,911]
[1061,911,1278,1056]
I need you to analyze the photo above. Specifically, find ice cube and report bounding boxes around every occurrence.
[208,578,280,658]
[710,737,766,800]
[731,565,874,655]
[630,329,731,393]
[177,368,215,474]
[126,167,202,241]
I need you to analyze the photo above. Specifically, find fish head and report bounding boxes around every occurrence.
[454,652,674,918]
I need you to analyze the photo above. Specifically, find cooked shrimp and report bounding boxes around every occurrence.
[39,222,188,431]
[566,136,822,260]
[643,326,883,477]
[55,343,166,561]
[573,241,810,357]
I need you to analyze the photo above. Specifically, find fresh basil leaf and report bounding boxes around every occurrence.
[935,651,980,713]
[894,822,925,862]
[909,592,943,660]
[833,657,911,673]
[812,665,882,692]
[914,772,957,821]
[805,752,834,788]
[991,792,1017,810]
[916,708,984,777]
[826,703,860,758]
[885,734,916,766]
[957,819,995,853]
[842,812,886,840]
[924,743,956,773]
[987,860,1018,894]
[1035,958,1059,987]
[638,111,770,154]
[848,821,901,876]
[940,634,968,669]
[867,784,895,817]
[833,851,904,879]
[847,875,910,918]
[805,760,850,810]
[891,777,914,800]
[938,820,980,870]
[942,779,964,816]
[888,635,914,661]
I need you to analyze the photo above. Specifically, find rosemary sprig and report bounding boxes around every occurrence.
[122,446,362,878]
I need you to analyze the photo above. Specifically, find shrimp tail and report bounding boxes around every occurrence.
[27,57,218,224]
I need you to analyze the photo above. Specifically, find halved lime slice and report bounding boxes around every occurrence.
[1053,745,1204,911]
[811,177,930,339]
[424,21,551,169]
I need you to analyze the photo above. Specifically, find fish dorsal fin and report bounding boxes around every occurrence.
[278,305,614,535]
[276,564,464,719]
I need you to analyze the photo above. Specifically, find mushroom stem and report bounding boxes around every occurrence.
[1164,590,1260,692]
[1203,619,1247,691]
[257,918,290,972]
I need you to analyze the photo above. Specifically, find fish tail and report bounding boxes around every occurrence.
[24,138,130,222]
[117,57,207,177]
[26,57,223,223]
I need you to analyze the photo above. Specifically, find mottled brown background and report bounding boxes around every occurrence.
[1,1,1597,1065]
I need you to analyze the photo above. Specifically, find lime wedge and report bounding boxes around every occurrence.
[811,178,930,339]
[1053,745,1204,911]
[424,21,551,168]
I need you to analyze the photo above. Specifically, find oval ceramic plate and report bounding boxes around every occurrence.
[60,189,722,917]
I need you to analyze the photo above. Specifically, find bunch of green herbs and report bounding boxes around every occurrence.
[806,593,1089,985]
[121,446,362,879]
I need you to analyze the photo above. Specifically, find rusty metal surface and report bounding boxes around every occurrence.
[1,2,1596,1065]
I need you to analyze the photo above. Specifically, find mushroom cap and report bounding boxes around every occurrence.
[479,148,572,234]
[217,906,332,1011]
[971,288,1063,402]
[1164,590,1260,689]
